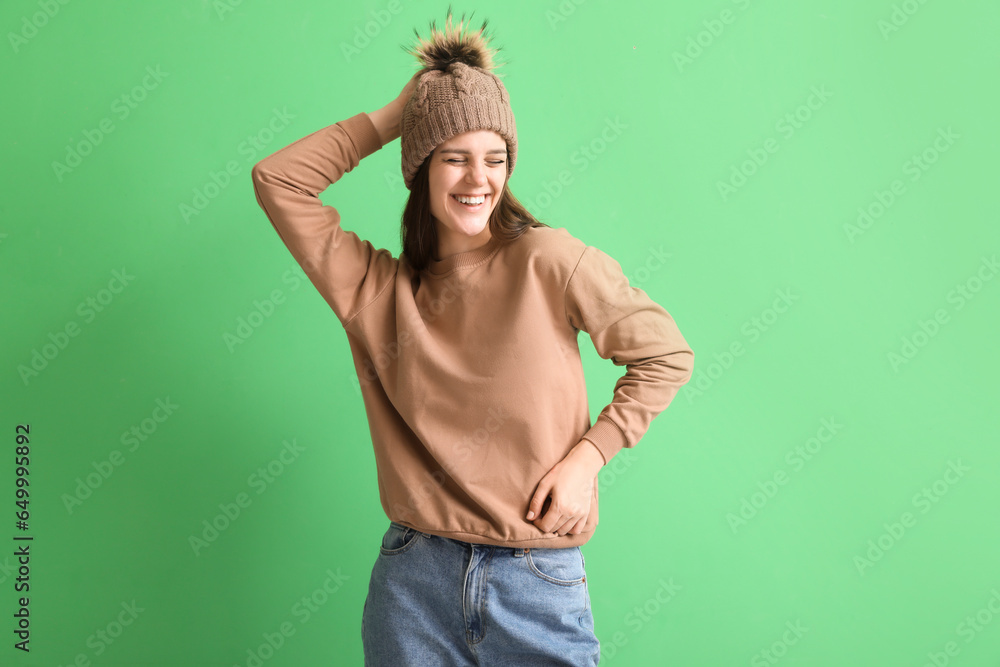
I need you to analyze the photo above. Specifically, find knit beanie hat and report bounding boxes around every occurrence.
[400,11,517,191]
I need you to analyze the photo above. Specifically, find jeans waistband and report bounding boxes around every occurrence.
[395,522,557,557]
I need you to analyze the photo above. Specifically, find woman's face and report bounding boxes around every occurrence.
[427,129,508,260]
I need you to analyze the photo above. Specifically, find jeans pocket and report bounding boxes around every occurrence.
[526,546,586,586]
[379,521,421,556]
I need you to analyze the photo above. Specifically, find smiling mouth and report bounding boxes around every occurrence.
[451,194,489,210]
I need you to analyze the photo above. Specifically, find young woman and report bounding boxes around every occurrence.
[251,10,694,666]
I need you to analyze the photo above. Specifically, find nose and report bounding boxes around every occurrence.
[464,161,488,186]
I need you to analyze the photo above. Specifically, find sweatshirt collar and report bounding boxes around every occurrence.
[426,234,503,277]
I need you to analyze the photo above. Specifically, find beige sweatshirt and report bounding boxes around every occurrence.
[250,111,695,548]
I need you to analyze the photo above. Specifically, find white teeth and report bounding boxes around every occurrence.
[454,194,486,205]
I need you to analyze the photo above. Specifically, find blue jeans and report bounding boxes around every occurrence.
[362,521,601,666]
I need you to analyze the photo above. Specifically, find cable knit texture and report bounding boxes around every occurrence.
[401,61,517,190]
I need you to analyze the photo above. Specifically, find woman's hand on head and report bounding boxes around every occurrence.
[369,72,421,145]
[394,71,420,111]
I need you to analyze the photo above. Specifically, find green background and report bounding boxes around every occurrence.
[3,0,999,664]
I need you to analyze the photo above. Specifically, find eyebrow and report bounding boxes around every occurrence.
[438,148,507,155]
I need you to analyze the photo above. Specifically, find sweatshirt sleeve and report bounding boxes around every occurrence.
[250,112,397,327]
[564,245,695,466]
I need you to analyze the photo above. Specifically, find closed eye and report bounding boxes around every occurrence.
[447,159,506,165]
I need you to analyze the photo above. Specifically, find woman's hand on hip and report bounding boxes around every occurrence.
[526,440,605,537]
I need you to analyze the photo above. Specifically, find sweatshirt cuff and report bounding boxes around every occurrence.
[336,112,384,160]
[580,416,629,466]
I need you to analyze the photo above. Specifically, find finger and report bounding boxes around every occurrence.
[551,514,577,536]
[526,480,552,521]
[542,499,574,535]
[567,516,587,535]
[533,497,555,532]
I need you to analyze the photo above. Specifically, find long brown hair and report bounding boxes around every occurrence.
[400,153,549,273]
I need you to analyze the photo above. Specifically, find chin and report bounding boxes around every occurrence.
[449,215,490,234]
[459,224,489,238]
